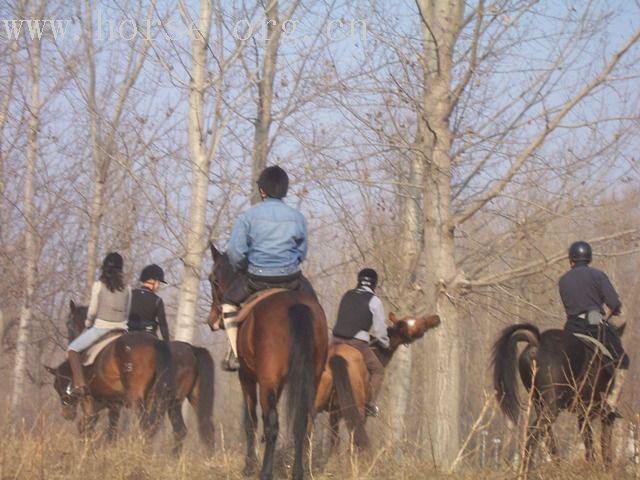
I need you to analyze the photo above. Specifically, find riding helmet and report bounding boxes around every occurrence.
[357,268,378,290]
[257,166,289,199]
[102,252,123,271]
[140,264,167,283]
[568,241,592,264]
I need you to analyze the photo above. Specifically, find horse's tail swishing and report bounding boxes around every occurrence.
[329,355,370,448]
[192,345,215,448]
[491,323,540,423]
[286,303,316,479]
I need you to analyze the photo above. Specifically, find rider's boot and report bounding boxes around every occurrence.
[221,304,240,372]
[605,368,627,418]
[67,350,89,397]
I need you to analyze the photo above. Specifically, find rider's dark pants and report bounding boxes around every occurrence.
[564,316,630,369]
[223,271,316,306]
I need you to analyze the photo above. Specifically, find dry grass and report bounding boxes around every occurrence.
[0,411,638,479]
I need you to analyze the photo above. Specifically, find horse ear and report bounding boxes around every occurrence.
[69,299,76,311]
[44,365,57,375]
[389,312,397,324]
[210,243,222,262]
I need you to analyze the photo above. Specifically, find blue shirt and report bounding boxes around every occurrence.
[226,198,308,276]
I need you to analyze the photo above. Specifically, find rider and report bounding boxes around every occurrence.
[332,268,389,418]
[559,240,629,416]
[128,264,170,342]
[67,252,131,396]
[219,165,312,372]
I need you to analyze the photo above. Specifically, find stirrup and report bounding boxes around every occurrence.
[364,403,379,418]
[222,350,240,372]
[66,384,89,398]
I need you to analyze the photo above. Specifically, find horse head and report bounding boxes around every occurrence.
[207,244,238,330]
[388,312,441,345]
[67,300,88,341]
[45,363,79,420]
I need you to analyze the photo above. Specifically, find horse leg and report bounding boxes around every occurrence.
[601,413,615,466]
[240,373,259,476]
[522,404,557,473]
[543,423,559,460]
[167,400,188,456]
[259,389,279,480]
[577,413,596,462]
[106,405,121,442]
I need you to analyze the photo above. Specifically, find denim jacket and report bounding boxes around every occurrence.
[226,198,308,276]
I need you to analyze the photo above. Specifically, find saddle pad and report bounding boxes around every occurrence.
[81,330,126,366]
[230,288,289,328]
[573,333,614,360]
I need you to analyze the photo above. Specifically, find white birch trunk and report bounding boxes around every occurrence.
[10,1,41,416]
[174,0,213,343]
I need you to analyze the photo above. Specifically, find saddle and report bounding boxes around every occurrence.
[572,333,614,361]
[237,288,288,325]
[80,330,126,366]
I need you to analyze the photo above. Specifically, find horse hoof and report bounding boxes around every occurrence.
[242,459,258,477]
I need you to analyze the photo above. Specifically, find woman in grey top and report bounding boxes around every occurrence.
[67,252,131,396]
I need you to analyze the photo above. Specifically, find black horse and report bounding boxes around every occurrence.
[492,322,625,471]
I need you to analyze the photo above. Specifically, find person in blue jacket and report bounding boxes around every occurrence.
[217,165,314,371]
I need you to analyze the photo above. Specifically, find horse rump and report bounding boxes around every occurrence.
[491,323,540,423]
[329,355,370,448]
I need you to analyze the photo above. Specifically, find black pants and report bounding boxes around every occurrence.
[223,271,317,306]
[564,316,630,369]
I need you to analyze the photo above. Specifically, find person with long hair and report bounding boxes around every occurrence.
[67,252,131,396]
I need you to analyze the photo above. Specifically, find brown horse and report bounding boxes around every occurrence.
[208,245,328,480]
[492,322,625,471]
[46,330,174,439]
[54,301,215,454]
[314,312,441,451]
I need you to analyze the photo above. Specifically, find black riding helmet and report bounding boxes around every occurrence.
[257,165,289,199]
[569,241,592,264]
[357,268,378,290]
[140,264,167,283]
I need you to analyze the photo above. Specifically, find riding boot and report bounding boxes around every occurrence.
[221,304,240,372]
[67,350,89,397]
[605,368,627,417]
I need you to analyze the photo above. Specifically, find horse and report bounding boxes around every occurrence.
[46,330,174,440]
[207,245,329,480]
[314,312,441,452]
[53,301,215,454]
[492,322,625,471]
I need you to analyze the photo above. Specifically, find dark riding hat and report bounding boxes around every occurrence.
[257,165,289,199]
[102,252,123,271]
[357,268,378,290]
[140,264,166,283]
[569,241,592,264]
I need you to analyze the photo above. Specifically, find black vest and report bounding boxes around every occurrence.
[333,288,374,338]
[128,287,160,333]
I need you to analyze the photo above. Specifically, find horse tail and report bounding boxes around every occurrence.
[192,346,215,448]
[286,304,316,448]
[329,355,370,448]
[152,340,175,417]
[491,323,540,424]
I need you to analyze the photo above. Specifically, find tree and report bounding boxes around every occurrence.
[10,0,43,418]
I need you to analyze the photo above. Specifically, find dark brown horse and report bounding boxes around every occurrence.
[208,245,328,480]
[47,330,174,439]
[314,312,440,451]
[53,301,215,454]
[492,322,625,471]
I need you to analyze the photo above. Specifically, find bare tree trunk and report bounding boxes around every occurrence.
[389,145,425,441]
[250,0,299,205]
[174,0,213,343]
[11,0,42,418]
[414,0,465,467]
